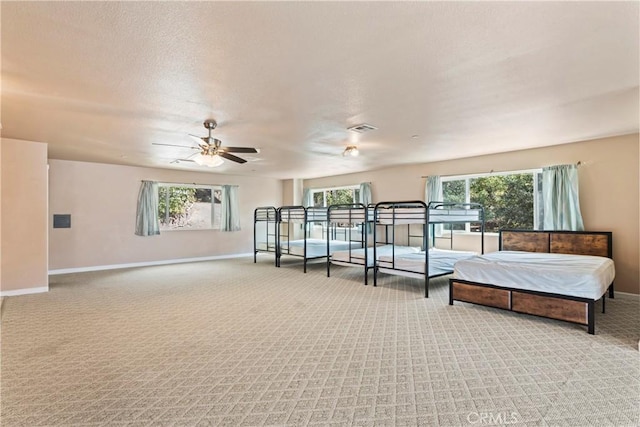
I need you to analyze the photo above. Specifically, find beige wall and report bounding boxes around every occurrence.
[281,180,295,206]
[0,136,2,292]
[304,133,640,294]
[1,138,49,293]
[49,160,282,270]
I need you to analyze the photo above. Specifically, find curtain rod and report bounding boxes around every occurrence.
[145,180,223,187]
[305,182,371,189]
[420,161,581,178]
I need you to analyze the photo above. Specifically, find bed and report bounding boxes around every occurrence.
[326,203,419,285]
[375,206,484,225]
[378,248,478,276]
[277,205,363,273]
[330,244,421,284]
[253,206,278,266]
[332,244,422,267]
[372,201,485,297]
[282,238,359,258]
[449,229,615,334]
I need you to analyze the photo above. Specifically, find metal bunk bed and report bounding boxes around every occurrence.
[277,206,358,273]
[373,201,485,298]
[325,203,370,282]
[328,203,422,285]
[253,206,278,266]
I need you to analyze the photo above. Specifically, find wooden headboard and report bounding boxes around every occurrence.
[499,229,612,258]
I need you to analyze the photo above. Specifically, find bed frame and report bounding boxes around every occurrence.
[449,229,614,334]
[253,206,278,266]
[325,203,369,282]
[277,206,361,273]
[373,201,485,298]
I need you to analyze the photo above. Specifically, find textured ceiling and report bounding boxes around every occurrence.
[1,2,638,179]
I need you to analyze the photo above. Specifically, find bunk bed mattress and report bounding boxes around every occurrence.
[328,210,372,222]
[306,209,329,222]
[282,239,358,258]
[331,245,421,267]
[279,209,328,223]
[376,208,426,224]
[428,209,483,223]
[375,208,483,224]
[378,248,477,276]
[453,251,615,300]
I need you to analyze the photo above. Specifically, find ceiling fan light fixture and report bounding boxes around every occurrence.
[343,145,359,157]
[194,153,224,167]
[160,119,258,167]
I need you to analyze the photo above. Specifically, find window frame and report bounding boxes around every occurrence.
[157,182,222,231]
[441,168,543,233]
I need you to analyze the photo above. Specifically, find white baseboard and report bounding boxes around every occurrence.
[48,253,254,275]
[0,286,49,297]
[615,291,640,301]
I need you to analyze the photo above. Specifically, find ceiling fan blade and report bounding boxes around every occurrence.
[170,158,196,164]
[222,147,260,154]
[218,152,247,164]
[188,134,207,144]
[152,143,199,149]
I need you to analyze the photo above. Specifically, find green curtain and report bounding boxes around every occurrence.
[302,188,313,207]
[425,175,442,204]
[221,185,241,232]
[135,180,160,236]
[359,182,373,233]
[542,164,584,231]
[358,182,372,206]
[425,176,442,238]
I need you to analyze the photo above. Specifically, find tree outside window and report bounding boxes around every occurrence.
[158,184,221,230]
[311,186,360,207]
[442,172,540,233]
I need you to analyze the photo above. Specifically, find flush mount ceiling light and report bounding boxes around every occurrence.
[343,145,359,157]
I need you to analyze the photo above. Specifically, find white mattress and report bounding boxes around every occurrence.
[328,209,372,223]
[428,208,483,223]
[280,208,328,223]
[254,208,277,221]
[453,251,615,300]
[375,208,483,224]
[376,208,426,224]
[306,208,328,222]
[331,245,420,267]
[281,239,357,258]
[378,248,477,276]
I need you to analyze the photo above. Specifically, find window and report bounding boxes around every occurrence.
[158,184,222,230]
[442,170,542,233]
[311,186,360,207]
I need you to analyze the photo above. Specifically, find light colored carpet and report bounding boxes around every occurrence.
[1,256,638,426]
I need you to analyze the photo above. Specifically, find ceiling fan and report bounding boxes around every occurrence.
[153,119,259,167]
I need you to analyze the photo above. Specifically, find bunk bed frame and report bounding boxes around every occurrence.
[325,203,371,283]
[277,206,358,273]
[373,201,485,298]
[449,229,614,334]
[253,206,279,266]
